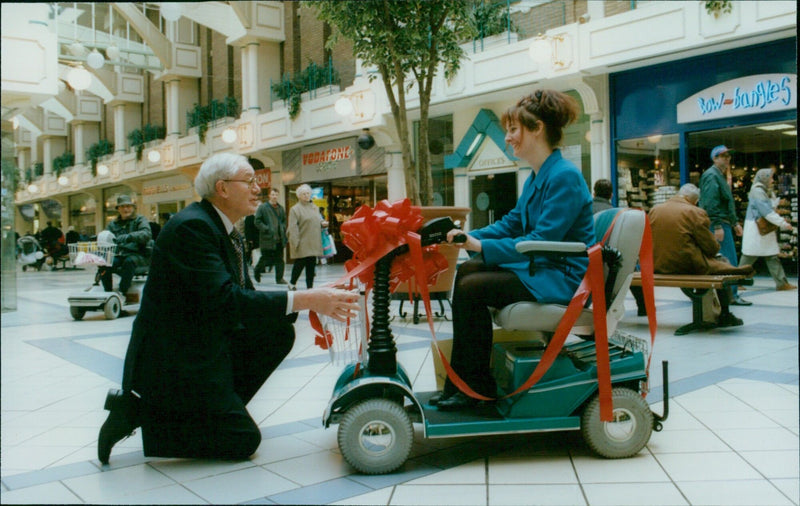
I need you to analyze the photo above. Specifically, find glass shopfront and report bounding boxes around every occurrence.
[69,194,98,237]
[611,37,797,271]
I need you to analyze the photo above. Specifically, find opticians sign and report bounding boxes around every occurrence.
[677,74,796,124]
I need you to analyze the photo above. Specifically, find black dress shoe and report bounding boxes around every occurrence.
[254,271,261,283]
[436,391,480,411]
[428,390,454,406]
[98,389,139,465]
[730,297,752,306]
[717,312,743,327]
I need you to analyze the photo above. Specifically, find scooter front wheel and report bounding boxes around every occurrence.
[70,306,86,320]
[581,387,653,458]
[104,296,122,320]
[337,398,413,475]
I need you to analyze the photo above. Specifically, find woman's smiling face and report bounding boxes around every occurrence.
[504,118,533,160]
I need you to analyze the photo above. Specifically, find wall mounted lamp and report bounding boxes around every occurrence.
[221,127,237,144]
[97,163,110,176]
[147,149,161,163]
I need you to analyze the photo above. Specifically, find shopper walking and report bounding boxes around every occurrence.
[739,168,796,291]
[287,184,327,290]
[254,188,288,284]
[699,145,750,305]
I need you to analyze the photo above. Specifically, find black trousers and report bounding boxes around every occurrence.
[255,246,285,282]
[101,255,137,294]
[140,320,295,460]
[290,256,317,288]
[443,257,537,397]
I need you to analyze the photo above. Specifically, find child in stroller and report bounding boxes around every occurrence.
[17,235,45,271]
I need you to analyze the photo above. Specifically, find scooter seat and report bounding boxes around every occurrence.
[492,302,594,334]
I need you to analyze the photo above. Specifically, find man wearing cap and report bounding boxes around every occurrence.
[100,195,153,300]
[699,145,751,306]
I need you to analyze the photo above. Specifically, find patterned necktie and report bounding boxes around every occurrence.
[229,229,245,286]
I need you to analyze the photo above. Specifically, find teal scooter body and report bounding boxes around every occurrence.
[323,217,668,475]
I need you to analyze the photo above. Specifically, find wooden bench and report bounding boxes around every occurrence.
[631,272,754,335]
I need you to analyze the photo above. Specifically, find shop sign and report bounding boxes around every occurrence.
[301,139,357,182]
[678,74,796,123]
[254,168,271,189]
[142,175,194,204]
[468,140,516,172]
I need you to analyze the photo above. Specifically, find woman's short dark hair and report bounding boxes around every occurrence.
[501,89,579,148]
[594,179,613,199]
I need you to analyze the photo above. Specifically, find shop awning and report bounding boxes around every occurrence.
[444,109,517,169]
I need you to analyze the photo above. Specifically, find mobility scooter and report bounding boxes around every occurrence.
[320,206,667,474]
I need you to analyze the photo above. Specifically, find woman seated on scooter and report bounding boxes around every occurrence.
[436,89,596,411]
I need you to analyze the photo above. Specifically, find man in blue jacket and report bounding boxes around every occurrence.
[699,145,750,306]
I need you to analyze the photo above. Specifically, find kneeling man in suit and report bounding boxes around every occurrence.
[98,152,359,464]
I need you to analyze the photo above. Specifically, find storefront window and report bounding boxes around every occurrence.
[615,133,680,210]
[688,120,797,272]
[69,194,98,237]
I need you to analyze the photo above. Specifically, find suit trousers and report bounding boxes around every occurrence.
[443,257,537,397]
[140,319,295,460]
[255,246,285,282]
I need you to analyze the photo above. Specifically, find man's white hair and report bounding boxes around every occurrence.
[678,183,700,203]
[194,153,251,199]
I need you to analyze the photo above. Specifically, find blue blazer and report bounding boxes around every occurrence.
[472,150,595,304]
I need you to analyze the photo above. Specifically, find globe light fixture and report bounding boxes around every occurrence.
[160,3,182,22]
[68,40,88,57]
[87,49,105,69]
[67,66,92,91]
[58,175,70,186]
[147,149,161,163]
[27,184,39,194]
[334,96,354,117]
[105,44,120,61]
[222,127,237,144]
[97,164,109,176]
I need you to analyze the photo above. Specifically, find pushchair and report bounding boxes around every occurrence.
[17,236,45,271]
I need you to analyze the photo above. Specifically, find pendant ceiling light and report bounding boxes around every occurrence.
[67,65,92,90]
[68,3,87,56]
[86,3,105,69]
[160,3,183,22]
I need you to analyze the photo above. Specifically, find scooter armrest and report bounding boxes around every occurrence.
[515,241,588,258]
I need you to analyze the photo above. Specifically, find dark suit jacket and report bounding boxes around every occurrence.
[122,199,292,415]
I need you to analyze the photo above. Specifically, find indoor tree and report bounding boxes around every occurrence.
[313,0,475,205]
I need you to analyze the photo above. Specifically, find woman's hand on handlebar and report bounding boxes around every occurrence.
[447,229,481,253]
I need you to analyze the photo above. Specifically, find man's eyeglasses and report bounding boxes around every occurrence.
[222,177,258,189]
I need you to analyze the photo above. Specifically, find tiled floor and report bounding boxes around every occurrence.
[1,262,797,505]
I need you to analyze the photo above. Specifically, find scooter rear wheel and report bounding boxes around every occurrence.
[581,387,653,458]
[337,398,413,475]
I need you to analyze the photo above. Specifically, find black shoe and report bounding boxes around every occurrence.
[730,297,752,306]
[98,389,139,465]
[428,390,453,406]
[276,279,288,285]
[254,271,261,283]
[637,307,647,317]
[436,391,480,411]
[717,312,743,327]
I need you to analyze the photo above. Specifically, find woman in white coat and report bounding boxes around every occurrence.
[739,168,795,291]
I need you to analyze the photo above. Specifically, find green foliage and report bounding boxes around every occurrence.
[128,124,165,161]
[86,139,114,176]
[1,160,21,192]
[312,0,475,204]
[705,0,732,17]
[33,162,44,178]
[186,96,239,143]
[52,151,75,177]
[270,61,339,120]
[469,0,519,39]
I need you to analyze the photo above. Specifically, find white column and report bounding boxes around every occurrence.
[114,104,127,153]
[240,46,250,111]
[247,43,260,112]
[17,150,30,175]
[73,123,85,165]
[590,115,607,183]
[385,150,406,201]
[42,138,53,175]
[166,79,181,136]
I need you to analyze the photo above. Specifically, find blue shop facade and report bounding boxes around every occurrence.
[609,36,797,269]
